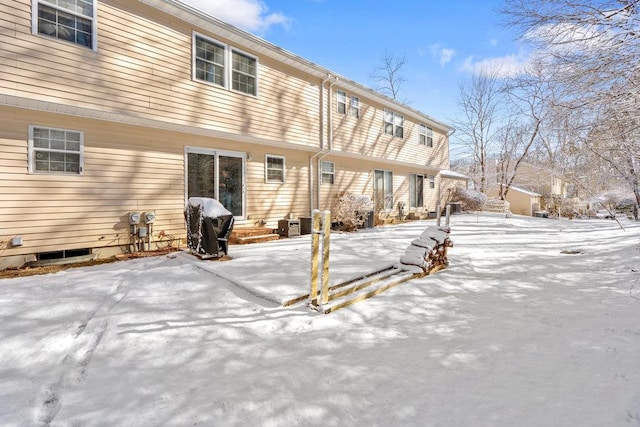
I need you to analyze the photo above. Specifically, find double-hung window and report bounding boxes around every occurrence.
[384,109,404,138]
[409,174,424,208]
[265,155,285,183]
[194,33,258,96]
[34,0,97,49]
[232,50,257,95]
[427,174,436,189]
[195,36,226,87]
[336,91,347,114]
[419,124,433,147]
[350,96,360,118]
[321,161,335,184]
[29,126,84,174]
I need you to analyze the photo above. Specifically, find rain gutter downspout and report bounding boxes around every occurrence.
[315,76,337,209]
[309,74,333,213]
[438,128,457,206]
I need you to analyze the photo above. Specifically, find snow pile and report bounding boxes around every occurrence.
[186,197,232,218]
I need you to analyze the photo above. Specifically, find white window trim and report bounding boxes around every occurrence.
[336,90,346,114]
[28,125,85,175]
[192,32,259,97]
[350,95,360,118]
[419,125,433,147]
[384,109,404,138]
[265,154,285,183]
[230,46,259,97]
[428,174,436,189]
[320,160,335,185]
[32,0,98,51]
[192,32,227,89]
[184,146,247,219]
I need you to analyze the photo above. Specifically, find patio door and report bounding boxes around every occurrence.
[374,169,393,211]
[186,148,245,218]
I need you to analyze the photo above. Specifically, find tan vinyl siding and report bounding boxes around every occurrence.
[1,0,321,148]
[0,106,315,257]
[245,147,310,222]
[330,95,450,169]
[0,0,452,263]
[317,157,442,215]
[0,108,186,256]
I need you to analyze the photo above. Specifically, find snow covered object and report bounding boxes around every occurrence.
[399,226,452,273]
[184,197,234,258]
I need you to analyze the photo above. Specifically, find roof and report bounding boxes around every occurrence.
[143,0,453,132]
[509,185,542,197]
[440,170,469,180]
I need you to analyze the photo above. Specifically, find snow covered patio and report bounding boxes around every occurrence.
[1,213,639,426]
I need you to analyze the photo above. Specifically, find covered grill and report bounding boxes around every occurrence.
[185,197,234,258]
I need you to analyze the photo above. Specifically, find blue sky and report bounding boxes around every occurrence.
[182,0,528,124]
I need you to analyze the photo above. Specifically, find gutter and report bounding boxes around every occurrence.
[309,74,333,213]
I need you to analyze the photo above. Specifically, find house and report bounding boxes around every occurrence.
[0,0,453,269]
[488,185,542,216]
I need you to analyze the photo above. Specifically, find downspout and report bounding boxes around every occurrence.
[438,128,457,208]
[309,74,333,213]
[315,76,338,210]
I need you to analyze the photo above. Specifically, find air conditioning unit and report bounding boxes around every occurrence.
[278,219,300,237]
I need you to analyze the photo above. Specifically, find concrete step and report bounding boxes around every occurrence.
[230,227,279,244]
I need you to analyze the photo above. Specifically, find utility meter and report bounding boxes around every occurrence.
[129,212,141,225]
[144,211,156,224]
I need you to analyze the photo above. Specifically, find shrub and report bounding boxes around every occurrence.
[331,192,374,231]
[450,187,487,211]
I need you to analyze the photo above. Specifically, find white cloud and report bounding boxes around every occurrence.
[459,50,531,78]
[439,48,455,66]
[181,0,290,34]
[429,43,456,67]
[489,38,498,47]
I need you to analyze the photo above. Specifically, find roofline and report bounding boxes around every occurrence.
[139,0,454,132]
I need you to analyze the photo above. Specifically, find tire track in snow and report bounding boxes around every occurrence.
[34,280,127,426]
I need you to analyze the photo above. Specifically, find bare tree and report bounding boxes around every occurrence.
[451,69,505,193]
[495,63,550,200]
[501,0,640,213]
[370,49,408,102]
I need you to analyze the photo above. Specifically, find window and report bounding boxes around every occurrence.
[350,96,360,118]
[384,109,404,138]
[29,126,84,174]
[193,33,258,96]
[265,155,285,183]
[34,0,96,49]
[321,161,335,184]
[428,175,436,189]
[336,91,346,114]
[195,36,226,87]
[419,124,433,147]
[232,49,257,95]
[409,174,424,208]
[374,169,393,210]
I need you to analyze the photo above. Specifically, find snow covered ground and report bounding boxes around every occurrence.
[1,213,639,426]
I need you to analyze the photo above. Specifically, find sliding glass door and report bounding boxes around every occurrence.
[186,148,245,217]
